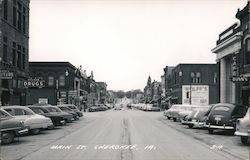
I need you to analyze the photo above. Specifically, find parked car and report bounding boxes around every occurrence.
[205,103,247,134]
[177,105,211,122]
[57,106,79,121]
[182,106,212,128]
[27,105,66,126]
[144,104,161,111]
[235,107,250,144]
[42,105,74,123]
[105,104,113,109]
[114,104,122,110]
[58,104,83,117]
[164,104,198,122]
[89,106,99,112]
[0,109,29,144]
[2,106,54,134]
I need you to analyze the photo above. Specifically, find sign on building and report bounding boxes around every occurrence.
[24,78,45,88]
[182,85,209,106]
[38,98,48,104]
[0,70,14,79]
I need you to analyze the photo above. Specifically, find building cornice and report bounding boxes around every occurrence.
[211,32,242,54]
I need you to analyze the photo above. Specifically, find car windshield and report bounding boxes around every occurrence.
[60,107,71,111]
[0,110,12,118]
[29,107,46,114]
[214,106,230,111]
[46,107,61,112]
[14,108,35,115]
[68,106,77,109]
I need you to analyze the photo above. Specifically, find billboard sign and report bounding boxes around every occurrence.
[182,85,209,106]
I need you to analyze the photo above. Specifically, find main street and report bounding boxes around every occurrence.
[1,108,249,160]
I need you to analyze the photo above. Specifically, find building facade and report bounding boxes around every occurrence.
[167,64,219,105]
[28,62,88,107]
[212,2,250,107]
[96,82,107,104]
[144,76,162,104]
[0,0,30,106]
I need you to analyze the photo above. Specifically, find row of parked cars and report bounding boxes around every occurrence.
[128,103,161,111]
[0,104,83,145]
[89,104,113,112]
[163,103,250,145]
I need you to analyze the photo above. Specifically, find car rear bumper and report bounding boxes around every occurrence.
[204,124,234,130]
[235,131,250,137]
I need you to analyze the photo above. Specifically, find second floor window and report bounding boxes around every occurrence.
[59,75,65,86]
[190,72,201,83]
[48,76,54,86]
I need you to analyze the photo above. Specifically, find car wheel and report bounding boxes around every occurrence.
[173,118,177,122]
[241,136,249,145]
[188,124,193,129]
[208,128,213,134]
[30,129,40,135]
[48,125,54,130]
[1,131,15,144]
[167,116,171,120]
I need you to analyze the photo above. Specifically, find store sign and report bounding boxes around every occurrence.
[231,76,249,82]
[182,85,209,106]
[68,90,77,97]
[24,78,45,88]
[232,56,238,76]
[0,70,14,79]
[38,98,48,104]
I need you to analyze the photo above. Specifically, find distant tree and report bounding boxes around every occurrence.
[125,91,132,98]
[115,90,125,98]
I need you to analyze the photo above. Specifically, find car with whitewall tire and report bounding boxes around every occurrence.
[2,106,54,135]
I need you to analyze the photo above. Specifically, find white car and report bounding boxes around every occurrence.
[2,106,54,134]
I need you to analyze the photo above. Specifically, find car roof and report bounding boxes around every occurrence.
[2,105,29,109]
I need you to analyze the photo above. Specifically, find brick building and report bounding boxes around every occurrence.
[28,62,88,107]
[0,0,30,106]
[166,64,219,105]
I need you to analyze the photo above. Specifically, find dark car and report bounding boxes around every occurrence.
[27,105,66,126]
[89,104,107,112]
[205,103,247,134]
[42,106,74,123]
[0,109,29,144]
[57,106,79,121]
[58,104,83,117]
[89,106,98,112]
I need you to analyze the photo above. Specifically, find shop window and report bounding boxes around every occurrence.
[13,6,17,27]
[12,42,17,66]
[17,80,22,89]
[3,37,8,62]
[59,75,65,86]
[245,38,250,64]
[213,72,217,84]
[3,0,8,20]
[13,79,17,88]
[48,76,54,86]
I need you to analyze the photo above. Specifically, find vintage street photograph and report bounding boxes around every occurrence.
[0,0,250,160]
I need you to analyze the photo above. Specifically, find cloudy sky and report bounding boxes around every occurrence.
[29,0,246,91]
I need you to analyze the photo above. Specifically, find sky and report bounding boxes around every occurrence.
[29,0,247,91]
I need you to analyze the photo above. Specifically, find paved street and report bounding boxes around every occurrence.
[1,108,249,160]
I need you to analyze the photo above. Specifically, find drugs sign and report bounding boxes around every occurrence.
[24,78,45,88]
